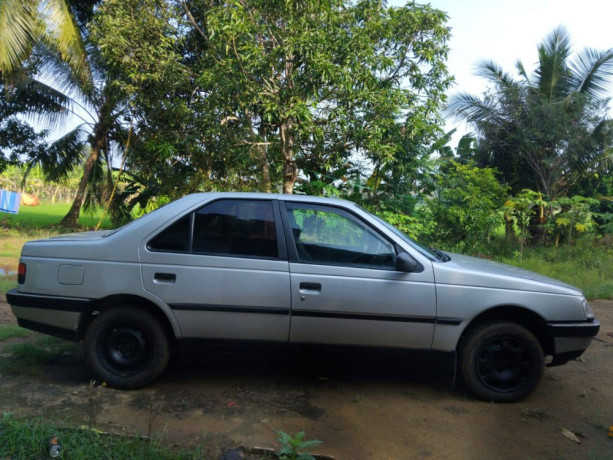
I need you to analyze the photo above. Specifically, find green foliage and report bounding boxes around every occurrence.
[378,208,434,241]
[0,0,90,82]
[427,160,508,251]
[0,118,48,173]
[92,0,452,198]
[0,413,203,459]
[134,195,172,218]
[503,189,545,255]
[600,213,613,235]
[553,195,600,246]
[277,431,322,460]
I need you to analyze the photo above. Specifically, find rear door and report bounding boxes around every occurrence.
[140,198,290,341]
[282,201,436,349]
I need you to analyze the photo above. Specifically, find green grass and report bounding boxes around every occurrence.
[0,324,32,341]
[0,336,82,374]
[497,243,613,299]
[0,413,205,460]
[1,202,114,230]
[0,277,17,296]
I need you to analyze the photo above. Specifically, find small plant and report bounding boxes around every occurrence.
[277,431,322,460]
[87,380,98,430]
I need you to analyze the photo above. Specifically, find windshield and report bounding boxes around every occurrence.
[367,212,446,261]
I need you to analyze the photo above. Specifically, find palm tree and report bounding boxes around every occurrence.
[0,0,91,82]
[5,59,126,227]
[448,26,613,201]
[1,0,127,227]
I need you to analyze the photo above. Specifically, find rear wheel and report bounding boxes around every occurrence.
[85,306,169,389]
[459,321,544,402]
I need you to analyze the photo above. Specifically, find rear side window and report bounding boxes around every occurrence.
[147,199,278,259]
[147,214,191,252]
[193,200,277,258]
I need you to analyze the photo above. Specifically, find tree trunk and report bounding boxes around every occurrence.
[257,123,272,193]
[280,120,296,194]
[504,214,515,240]
[59,136,105,227]
[60,92,113,228]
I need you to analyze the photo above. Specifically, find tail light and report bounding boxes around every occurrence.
[18,263,26,284]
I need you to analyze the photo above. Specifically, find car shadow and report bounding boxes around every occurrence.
[166,340,456,390]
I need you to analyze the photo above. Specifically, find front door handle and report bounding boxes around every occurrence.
[154,272,176,283]
[299,282,321,291]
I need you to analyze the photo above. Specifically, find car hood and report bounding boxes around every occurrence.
[433,253,582,296]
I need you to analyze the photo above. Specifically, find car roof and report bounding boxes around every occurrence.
[185,192,359,208]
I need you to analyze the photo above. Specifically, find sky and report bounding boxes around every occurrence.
[389,0,613,142]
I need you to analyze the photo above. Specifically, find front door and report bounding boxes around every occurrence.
[282,202,436,349]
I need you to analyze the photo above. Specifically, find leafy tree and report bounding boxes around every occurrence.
[449,26,613,203]
[427,160,508,252]
[92,0,452,196]
[552,195,600,246]
[503,189,545,256]
[0,116,47,173]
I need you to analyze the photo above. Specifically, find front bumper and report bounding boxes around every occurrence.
[6,289,94,341]
[546,319,600,366]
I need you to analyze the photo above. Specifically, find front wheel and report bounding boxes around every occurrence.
[85,306,169,389]
[459,321,544,402]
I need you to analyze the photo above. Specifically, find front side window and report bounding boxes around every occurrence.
[148,199,278,259]
[286,203,396,269]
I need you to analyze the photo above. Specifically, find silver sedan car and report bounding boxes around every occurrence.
[7,193,599,401]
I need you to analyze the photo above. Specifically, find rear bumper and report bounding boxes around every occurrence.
[6,289,94,341]
[546,319,600,366]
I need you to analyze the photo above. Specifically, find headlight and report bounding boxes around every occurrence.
[583,299,594,320]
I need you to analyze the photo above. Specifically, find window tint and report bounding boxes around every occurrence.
[193,200,278,258]
[147,214,191,252]
[286,204,396,269]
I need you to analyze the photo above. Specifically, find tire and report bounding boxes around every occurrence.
[85,306,170,389]
[459,321,544,402]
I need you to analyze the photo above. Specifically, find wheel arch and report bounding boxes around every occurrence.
[79,294,179,341]
[461,305,554,356]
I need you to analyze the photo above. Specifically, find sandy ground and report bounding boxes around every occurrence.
[0,299,611,459]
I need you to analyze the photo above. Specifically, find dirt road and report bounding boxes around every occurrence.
[1,299,611,459]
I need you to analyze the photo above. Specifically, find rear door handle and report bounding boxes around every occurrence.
[299,282,321,291]
[154,272,176,283]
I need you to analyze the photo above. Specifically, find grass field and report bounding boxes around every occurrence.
[499,243,613,299]
[1,202,114,230]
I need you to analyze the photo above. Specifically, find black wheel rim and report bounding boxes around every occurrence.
[476,336,533,393]
[102,324,149,372]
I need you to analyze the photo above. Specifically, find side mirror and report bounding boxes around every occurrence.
[396,252,418,272]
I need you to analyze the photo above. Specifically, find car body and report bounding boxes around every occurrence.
[7,193,600,401]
